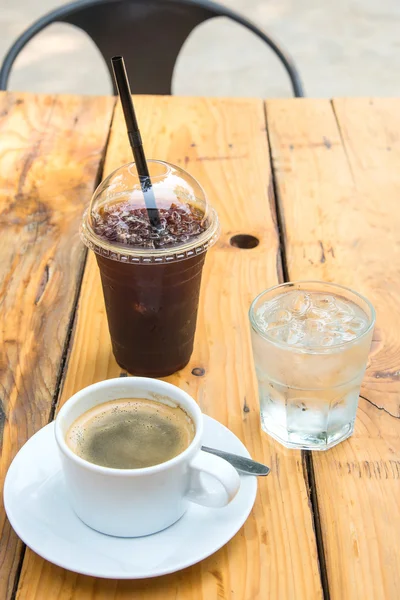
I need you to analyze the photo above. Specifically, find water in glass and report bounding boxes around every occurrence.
[250,283,374,450]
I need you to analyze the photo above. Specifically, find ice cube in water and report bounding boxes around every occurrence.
[291,293,311,315]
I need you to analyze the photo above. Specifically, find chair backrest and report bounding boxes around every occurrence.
[0,0,304,97]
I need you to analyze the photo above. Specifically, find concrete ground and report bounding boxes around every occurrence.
[1,0,400,98]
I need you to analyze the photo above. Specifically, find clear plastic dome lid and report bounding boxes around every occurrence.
[80,160,220,263]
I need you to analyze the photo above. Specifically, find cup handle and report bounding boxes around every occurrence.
[186,451,241,508]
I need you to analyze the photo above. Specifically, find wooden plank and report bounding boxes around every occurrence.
[266,97,400,600]
[16,97,323,599]
[0,92,115,600]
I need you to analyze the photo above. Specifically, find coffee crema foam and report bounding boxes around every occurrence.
[66,398,195,469]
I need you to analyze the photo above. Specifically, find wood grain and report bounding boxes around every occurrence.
[267,98,400,599]
[16,97,322,599]
[0,92,115,600]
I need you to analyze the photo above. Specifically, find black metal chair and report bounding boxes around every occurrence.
[0,0,305,97]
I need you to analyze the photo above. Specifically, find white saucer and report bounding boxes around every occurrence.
[4,416,257,579]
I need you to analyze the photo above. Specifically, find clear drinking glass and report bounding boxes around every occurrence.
[249,281,375,450]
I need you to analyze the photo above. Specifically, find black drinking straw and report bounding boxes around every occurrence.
[111,56,161,230]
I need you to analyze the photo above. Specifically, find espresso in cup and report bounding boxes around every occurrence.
[56,377,240,537]
[66,398,195,469]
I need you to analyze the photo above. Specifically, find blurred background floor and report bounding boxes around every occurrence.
[1,0,399,98]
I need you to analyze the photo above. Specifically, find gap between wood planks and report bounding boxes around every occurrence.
[9,98,117,600]
[47,97,117,425]
[264,102,331,600]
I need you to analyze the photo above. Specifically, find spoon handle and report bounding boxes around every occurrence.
[201,446,270,476]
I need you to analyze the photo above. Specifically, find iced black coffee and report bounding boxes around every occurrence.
[81,160,219,377]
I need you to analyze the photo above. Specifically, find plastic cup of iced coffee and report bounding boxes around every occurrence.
[80,160,219,377]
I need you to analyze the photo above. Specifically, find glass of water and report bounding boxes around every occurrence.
[249,281,375,450]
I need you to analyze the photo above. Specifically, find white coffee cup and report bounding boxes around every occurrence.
[55,377,241,537]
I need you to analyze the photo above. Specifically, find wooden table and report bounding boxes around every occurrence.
[0,92,399,600]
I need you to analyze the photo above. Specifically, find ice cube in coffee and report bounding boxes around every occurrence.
[80,160,219,377]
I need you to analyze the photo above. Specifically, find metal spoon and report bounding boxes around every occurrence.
[201,446,270,476]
